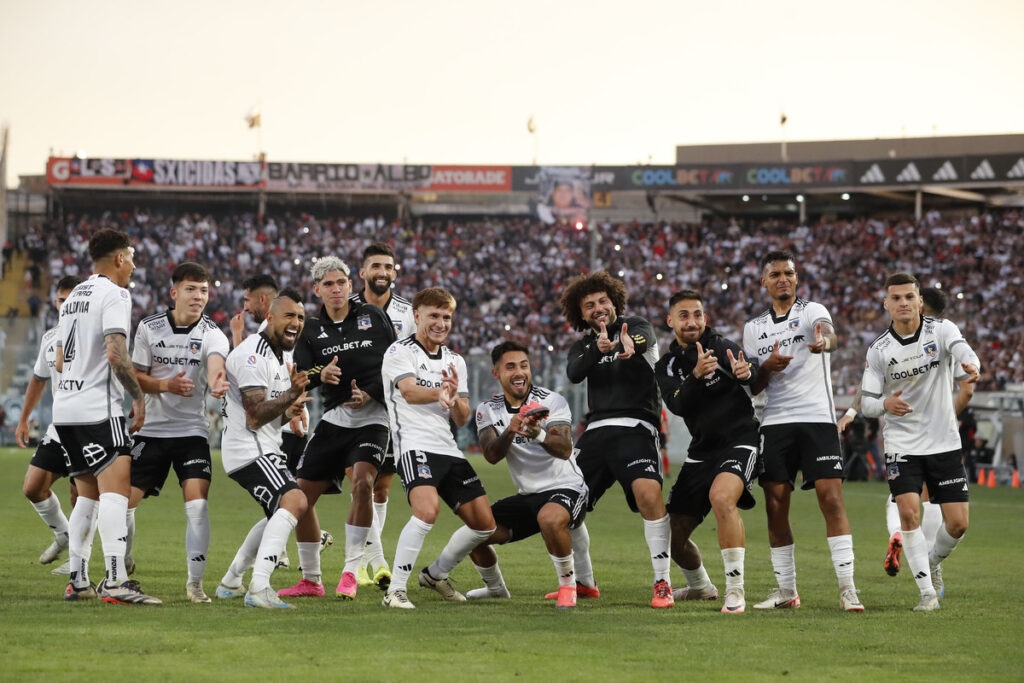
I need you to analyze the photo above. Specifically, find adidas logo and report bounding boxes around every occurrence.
[758,332,768,340]
[191,555,206,562]
[726,569,741,578]
[889,357,899,366]
[653,552,669,560]
[860,163,885,183]
[398,564,412,572]
[644,465,656,473]
[932,160,958,182]
[915,571,927,579]
[419,364,428,371]
[1008,157,1024,179]
[263,555,278,563]
[970,159,995,180]
[155,340,166,348]
[962,483,968,491]
[896,162,922,183]
[317,331,329,339]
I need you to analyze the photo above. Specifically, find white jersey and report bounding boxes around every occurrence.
[382,337,468,459]
[53,274,132,425]
[351,291,416,339]
[132,311,230,439]
[221,332,294,473]
[742,298,836,426]
[31,326,62,443]
[475,385,584,496]
[861,316,980,456]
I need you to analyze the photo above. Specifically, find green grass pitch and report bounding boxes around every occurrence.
[1,447,1021,681]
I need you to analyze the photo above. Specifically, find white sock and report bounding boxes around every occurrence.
[721,547,745,592]
[922,502,943,549]
[344,524,371,574]
[184,499,209,582]
[570,523,596,587]
[682,565,712,590]
[250,509,298,592]
[298,542,321,582]
[32,492,70,541]
[222,518,268,587]
[643,514,671,583]
[929,523,963,569]
[99,492,129,585]
[901,526,933,596]
[827,534,856,592]
[68,497,98,589]
[125,505,136,563]
[364,505,386,569]
[770,544,797,593]
[473,558,506,591]
[885,495,900,539]
[390,516,433,592]
[429,526,494,578]
[374,499,388,532]
[551,553,575,588]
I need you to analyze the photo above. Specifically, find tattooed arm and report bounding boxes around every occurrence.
[106,332,146,433]
[240,362,309,430]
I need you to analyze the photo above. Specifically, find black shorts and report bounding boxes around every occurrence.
[666,440,759,522]
[29,433,70,477]
[491,488,588,542]
[296,421,390,494]
[281,432,308,475]
[129,435,211,498]
[378,451,397,477]
[396,451,486,512]
[759,422,844,490]
[887,449,970,504]
[576,424,662,513]
[55,418,132,478]
[228,453,301,518]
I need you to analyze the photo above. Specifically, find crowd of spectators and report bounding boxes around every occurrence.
[19,206,1024,394]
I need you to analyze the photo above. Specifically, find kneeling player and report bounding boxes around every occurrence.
[425,341,585,608]
[380,288,496,609]
[655,290,759,614]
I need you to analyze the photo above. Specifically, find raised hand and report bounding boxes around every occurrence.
[761,340,794,373]
[883,390,912,416]
[693,342,718,379]
[167,369,194,397]
[727,348,751,381]
[344,379,368,409]
[287,362,310,396]
[439,364,458,411]
[229,311,245,342]
[209,369,229,399]
[616,322,635,359]
[961,363,980,384]
[596,321,614,353]
[808,322,826,354]
[320,355,341,385]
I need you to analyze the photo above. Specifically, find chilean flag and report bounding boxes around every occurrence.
[132,159,154,182]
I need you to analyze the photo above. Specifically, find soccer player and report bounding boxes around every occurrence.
[380,287,496,609]
[128,262,230,603]
[559,271,674,608]
[860,273,980,611]
[214,290,311,609]
[655,290,760,614]
[277,256,396,600]
[16,276,81,569]
[742,249,863,612]
[426,341,585,608]
[53,228,160,604]
[348,242,416,587]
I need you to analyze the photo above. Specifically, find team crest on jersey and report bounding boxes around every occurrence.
[358,315,372,330]
[247,354,258,366]
[923,342,938,358]
[787,320,800,331]
[188,340,202,354]
[417,463,432,479]
[393,321,403,334]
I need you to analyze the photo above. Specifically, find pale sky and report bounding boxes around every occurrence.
[2,0,1022,187]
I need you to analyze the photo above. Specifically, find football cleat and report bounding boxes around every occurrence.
[651,579,674,608]
[555,585,577,609]
[753,588,801,610]
[320,530,334,553]
[382,589,415,609]
[720,587,745,614]
[673,583,719,601]
[40,534,69,564]
[913,592,940,612]
[931,564,944,597]
[64,582,98,601]
[336,572,358,600]
[278,578,325,598]
[215,582,247,599]
[186,580,212,603]
[545,582,600,600]
[244,586,295,609]
[418,568,466,602]
[357,565,374,587]
[466,585,512,599]
[372,565,392,592]
[99,579,162,605]
[51,559,71,576]
[840,588,865,612]
[884,533,902,576]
